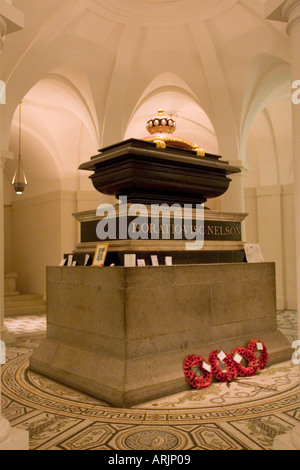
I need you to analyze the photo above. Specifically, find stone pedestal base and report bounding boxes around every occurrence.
[4,273,19,296]
[0,417,28,451]
[29,263,292,408]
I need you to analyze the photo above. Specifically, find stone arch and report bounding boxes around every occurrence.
[124,72,219,155]
[6,70,99,198]
[240,53,291,164]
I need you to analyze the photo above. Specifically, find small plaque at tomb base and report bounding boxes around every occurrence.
[165,257,173,266]
[124,254,136,267]
[244,244,264,263]
[151,255,159,266]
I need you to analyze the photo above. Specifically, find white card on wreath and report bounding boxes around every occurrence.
[217,351,226,362]
[233,353,243,364]
[202,362,212,373]
[257,342,263,351]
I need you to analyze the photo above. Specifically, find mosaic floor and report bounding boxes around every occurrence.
[1,311,300,450]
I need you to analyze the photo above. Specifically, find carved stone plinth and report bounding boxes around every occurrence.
[29,263,291,407]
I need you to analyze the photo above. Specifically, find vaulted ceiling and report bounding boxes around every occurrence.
[1,0,293,201]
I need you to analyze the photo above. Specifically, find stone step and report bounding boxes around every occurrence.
[5,303,46,316]
[5,294,43,303]
[5,299,45,309]
[5,293,46,316]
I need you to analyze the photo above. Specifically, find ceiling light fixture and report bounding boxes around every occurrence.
[12,101,28,195]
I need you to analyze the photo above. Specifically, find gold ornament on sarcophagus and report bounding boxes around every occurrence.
[143,108,205,153]
[193,144,206,157]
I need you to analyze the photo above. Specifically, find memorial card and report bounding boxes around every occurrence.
[67,255,73,266]
[137,259,146,267]
[151,255,159,266]
[202,361,212,373]
[84,254,90,266]
[124,254,136,267]
[233,353,243,364]
[217,351,226,362]
[92,243,109,267]
[244,244,264,263]
[59,259,67,267]
[165,256,173,266]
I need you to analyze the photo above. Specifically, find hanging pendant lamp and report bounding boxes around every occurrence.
[12,102,28,195]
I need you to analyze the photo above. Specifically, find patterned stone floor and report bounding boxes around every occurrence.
[1,311,300,450]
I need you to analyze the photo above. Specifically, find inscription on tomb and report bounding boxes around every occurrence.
[81,218,242,242]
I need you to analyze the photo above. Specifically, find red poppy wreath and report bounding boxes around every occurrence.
[247,339,269,370]
[230,347,260,377]
[209,350,238,383]
[183,355,213,390]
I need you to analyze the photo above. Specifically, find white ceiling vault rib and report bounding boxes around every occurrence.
[240,58,290,162]
[100,24,148,147]
[203,18,239,134]
[128,86,198,125]
[2,0,93,150]
[6,0,86,85]
[45,72,99,145]
[262,107,281,186]
[183,23,215,129]
[98,21,127,148]
[187,21,239,162]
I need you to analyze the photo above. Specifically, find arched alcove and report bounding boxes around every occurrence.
[245,96,293,188]
[4,70,102,296]
[6,71,99,199]
[244,92,295,311]
[240,54,291,163]
[124,73,219,155]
